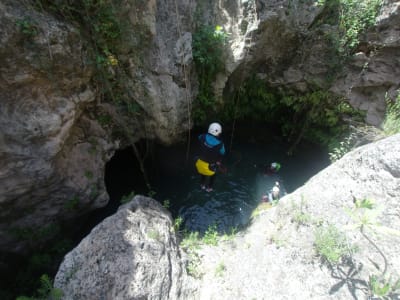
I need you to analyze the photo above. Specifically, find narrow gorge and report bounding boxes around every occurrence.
[0,0,399,299]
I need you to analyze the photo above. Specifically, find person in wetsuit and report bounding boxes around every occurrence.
[195,122,225,192]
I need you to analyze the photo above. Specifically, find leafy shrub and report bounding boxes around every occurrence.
[192,25,228,123]
[314,224,352,264]
[328,132,356,162]
[317,0,382,54]
[16,274,63,300]
[203,224,219,246]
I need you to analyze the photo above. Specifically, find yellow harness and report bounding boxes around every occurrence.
[195,159,215,176]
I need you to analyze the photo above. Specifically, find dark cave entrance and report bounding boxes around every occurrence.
[104,145,147,206]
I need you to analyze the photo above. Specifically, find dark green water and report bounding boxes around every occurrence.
[152,138,330,234]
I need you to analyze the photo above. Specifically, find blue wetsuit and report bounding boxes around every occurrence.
[198,133,225,164]
[196,133,225,190]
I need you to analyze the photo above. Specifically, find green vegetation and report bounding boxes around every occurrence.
[344,198,400,236]
[10,223,61,243]
[382,91,400,136]
[89,184,99,199]
[270,234,287,248]
[178,224,238,278]
[344,198,400,298]
[292,199,314,226]
[162,199,170,209]
[147,229,160,241]
[173,216,183,233]
[16,274,63,300]
[179,224,228,278]
[120,191,135,204]
[65,195,79,211]
[202,224,219,246]
[316,0,382,55]
[215,261,226,277]
[186,252,203,278]
[10,236,73,299]
[314,224,353,264]
[251,202,273,219]
[180,231,201,251]
[224,76,363,152]
[328,131,356,162]
[369,275,400,299]
[220,227,238,242]
[16,18,38,39]
[84,170,94,180]
[192,25,228,123]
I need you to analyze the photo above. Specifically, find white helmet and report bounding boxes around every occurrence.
[271,162,281,171]
[208,122,222,136]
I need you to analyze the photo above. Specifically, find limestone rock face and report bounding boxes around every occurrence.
[54,195,195,300]
[218,0,400,126]
[1,0,400,257]
[331,1,400,126]
[0,1,113,253]
[119,0,196,144]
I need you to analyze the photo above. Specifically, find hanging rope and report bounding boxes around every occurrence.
[174,0,193,164]
[227,1,258,152]
[229,87,241,152]
[228,34,254,152]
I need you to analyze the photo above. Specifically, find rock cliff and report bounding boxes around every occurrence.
[55,134,400,299]
[1,0,399,258]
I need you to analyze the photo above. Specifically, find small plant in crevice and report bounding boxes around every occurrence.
[84,170,94,180]
[328,131,357,162]
[162,199,170,209]
[16,18,38,39]
[180,231,201,251]
[202,224,219,246]
[180,231,203,278]
[344,198,400,298]
[291,197,314,227]
[120,191,135,204]
[368,274,400,299]
[172,216,183,233]
[221,227,238,242]
[270,234,287,249]
[215,261,226,277]
[186,252,203,278]
[65,196,80,211]
[314,224,354,264]
[382,91,400,136]
[89,184,99,199]
[147,229,160,241]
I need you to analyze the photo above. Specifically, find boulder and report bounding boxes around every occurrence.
[54,195,195,299]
